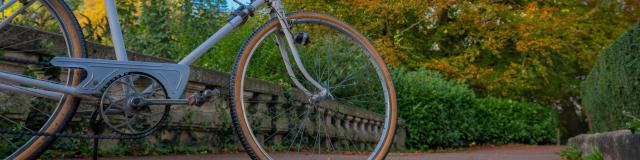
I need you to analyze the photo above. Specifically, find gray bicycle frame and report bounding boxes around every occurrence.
[0,0,323,100]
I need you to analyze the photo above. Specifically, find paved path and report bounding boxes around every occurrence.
[80,145,562,160]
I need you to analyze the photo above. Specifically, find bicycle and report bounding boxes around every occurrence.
[0,0,397,159]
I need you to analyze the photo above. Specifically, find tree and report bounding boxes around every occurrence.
[285,0,639,103]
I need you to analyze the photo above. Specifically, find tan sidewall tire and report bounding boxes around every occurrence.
[230,12,397,160]
[8,0,86,159]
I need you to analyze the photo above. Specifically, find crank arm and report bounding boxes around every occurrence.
[139,99,189,106]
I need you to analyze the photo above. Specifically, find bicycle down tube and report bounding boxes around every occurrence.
[0,0,326,101]
[0,0,262,101]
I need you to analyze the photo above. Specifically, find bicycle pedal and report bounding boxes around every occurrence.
[187,88,220,107]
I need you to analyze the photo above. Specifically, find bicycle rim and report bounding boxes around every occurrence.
[230,12,397,160]
[0,0,86,159]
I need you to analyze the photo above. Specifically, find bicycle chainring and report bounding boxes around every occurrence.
[99,73,170,135]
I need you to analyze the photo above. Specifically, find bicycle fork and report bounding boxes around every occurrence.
[269,0,328,97]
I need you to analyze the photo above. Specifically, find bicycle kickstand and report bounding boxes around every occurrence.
[90,111,104,160]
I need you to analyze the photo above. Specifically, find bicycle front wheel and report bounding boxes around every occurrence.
[230,12,397,160]
[0,0,86,159]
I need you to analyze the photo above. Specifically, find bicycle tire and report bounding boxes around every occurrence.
[229,12,397,160]
[1,0,87,159]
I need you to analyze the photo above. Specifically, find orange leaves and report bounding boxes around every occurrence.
[375,38,405,67]
[77,0,106,26]
[346,0,381,9]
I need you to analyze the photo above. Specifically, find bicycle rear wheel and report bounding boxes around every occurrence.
[230,12,397,160]
[0,0,86,159]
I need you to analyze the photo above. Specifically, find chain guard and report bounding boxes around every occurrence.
[50,57,189,99]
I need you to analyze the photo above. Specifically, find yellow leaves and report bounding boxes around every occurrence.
[423,59,461,78]
[1,1,20,16]
[346,0,380,10]
[77,0,106,27]
[75,0,143,41]
[422,55,492,81]
[375,38,405,67]
[482,32,507,54]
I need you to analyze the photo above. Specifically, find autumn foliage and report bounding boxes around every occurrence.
[283,0,639,106]
[69,0,640,149]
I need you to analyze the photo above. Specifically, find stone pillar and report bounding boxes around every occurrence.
[27,64,48,80]
[395,120,407,148]
[298,104,322,146]
[363,119,373,149]
[272,95,288,146]
[345,115,355,142]
[375,121,383,140]
[253,93,273,144]
[323,109,337,149]
[315,106,327,149]
[353,117,364,149]
[334,112,347,149]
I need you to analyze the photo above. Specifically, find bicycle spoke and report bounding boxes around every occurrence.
[234,13,394,159]
[0,134,18,148]
[0,115,34,132]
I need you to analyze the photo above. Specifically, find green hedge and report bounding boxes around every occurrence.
[581,23,640,132]
[474,97,557,144]
[394,68,557,149]
[394,69,478,149]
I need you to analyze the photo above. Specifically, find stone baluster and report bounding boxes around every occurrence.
[0,28,409,152]
[253,93,273,144]
[27,64,48,80]
[272,95,288,146]
[286,101,301,145]
[243,91,254,104]
[314,106,326,148]
[395,120,407,148]
[324,109,337,149]
[344,115,355,145]
[334,112,346,149]
[363,119,373,148]
[369,120,379,147]
[297,102,315,143]
[353,117,364,149]
[375,121,383,138]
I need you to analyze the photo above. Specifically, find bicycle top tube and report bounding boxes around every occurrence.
[103,0,267,64]
[178,0,267,65]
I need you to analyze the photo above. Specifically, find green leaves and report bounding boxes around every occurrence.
[623,111,640,134]
[281,0,640,109]
[474,97,557,145]
[560,146,604,160]
[560,145,583,160]
[393,68,556,150]
[581,23,640,132]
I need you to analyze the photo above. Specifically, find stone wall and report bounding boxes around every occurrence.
[568,130,640,160]
[0,25,405,151]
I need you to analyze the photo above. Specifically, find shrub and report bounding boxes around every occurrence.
[581,23,640,132]
[394,68,558,149]
[393,68,477,149]
[560,145,583,160]
[474,97,557,144]
[560,145,604,160]
[583,148,604,160]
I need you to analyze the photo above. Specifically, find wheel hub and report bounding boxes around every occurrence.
[309,88,334,105]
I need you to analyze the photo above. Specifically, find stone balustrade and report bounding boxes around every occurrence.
[0,25,405,151]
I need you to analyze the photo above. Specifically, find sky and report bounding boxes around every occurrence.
[225,0,242,10]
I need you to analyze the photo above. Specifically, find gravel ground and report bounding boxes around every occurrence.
[71,144,563,160]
